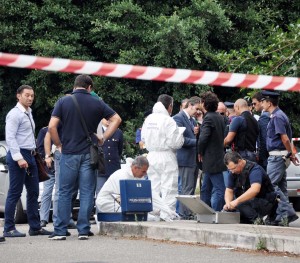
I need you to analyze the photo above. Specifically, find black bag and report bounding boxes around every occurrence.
[72,95,106,173]
[34,152,50,182]
[90,144,105,174]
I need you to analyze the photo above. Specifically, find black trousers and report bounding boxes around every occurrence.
[237,197,277,224]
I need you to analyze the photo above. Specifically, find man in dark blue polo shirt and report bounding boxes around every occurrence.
[48,74,121,240]
[261,90,299,199]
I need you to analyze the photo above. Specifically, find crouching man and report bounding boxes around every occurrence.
[96,156,179,221]
[223,152,278,224]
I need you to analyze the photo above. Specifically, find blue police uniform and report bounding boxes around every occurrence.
[262,91,293,198]
[96,128,123,195]
[101,128,123,178]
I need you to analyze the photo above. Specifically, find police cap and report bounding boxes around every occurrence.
[260,90,280,101]
[224,101,234,109]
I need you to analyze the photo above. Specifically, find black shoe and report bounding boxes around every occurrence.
[66,231,71,237]
[29,228,53,236]
[278,214,299,227]
[40,220,48,227]
[0,236,5,242]
[48,233,66,240]
[3,229,26,237]
[88,231,94,237]
[67,222,77,229]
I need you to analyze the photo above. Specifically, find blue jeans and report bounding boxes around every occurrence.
[200,172,225,212]
[54,153,96,235]
[4,150,40,232]
[39,172,55,222]
[52,150,77,226]
[267,155,288,199]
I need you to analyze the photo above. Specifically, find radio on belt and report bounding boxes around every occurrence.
[98,180,153,222]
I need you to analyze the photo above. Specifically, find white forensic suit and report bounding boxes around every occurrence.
[96,159,178,221]
[141,102,184,215]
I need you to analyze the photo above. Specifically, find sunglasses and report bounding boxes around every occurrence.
[252,103,256,106]
[219,112,225,115]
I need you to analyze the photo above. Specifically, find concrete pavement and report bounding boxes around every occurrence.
[1,215,300,255]
[97,213,300,255]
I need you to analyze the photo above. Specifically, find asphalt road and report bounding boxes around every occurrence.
[0,222,299,263]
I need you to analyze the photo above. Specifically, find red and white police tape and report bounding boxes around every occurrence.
[293,138,300,141]
[0,52,300,91]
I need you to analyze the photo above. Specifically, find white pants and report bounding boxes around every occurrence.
[147,151,178,213]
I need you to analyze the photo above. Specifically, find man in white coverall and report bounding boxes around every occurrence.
[141,94,184,214]
[96,156,179,221]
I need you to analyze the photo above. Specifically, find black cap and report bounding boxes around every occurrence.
[261,90,280,101]
[224,101,234,109]
[63,88,73,95]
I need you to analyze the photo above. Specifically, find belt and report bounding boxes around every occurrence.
[269,150,288,156]
[21,149,37,155]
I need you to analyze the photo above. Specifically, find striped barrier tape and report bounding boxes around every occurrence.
[292,138,300,141]
[1,52,300,91]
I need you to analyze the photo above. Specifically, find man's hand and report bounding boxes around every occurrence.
[291,155,300,166]
[198,154,202,163]
[95,133,105,146]
[17,159,28,169]
[194,126,199,135]
[45,157,52,168]
[223,200,238,211]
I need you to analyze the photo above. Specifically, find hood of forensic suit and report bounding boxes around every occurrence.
[152,102,169,116]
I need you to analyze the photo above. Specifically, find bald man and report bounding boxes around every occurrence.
[224,99,259,162]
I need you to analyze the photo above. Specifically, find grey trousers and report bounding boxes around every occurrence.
[178,166,198,217]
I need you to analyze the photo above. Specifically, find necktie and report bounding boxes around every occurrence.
[189,118,195,128]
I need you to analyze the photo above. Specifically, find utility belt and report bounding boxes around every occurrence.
[268,150,288,156]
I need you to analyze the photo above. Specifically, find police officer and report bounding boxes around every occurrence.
[223,152,277,224]
[261,90,300,199]
[224,99,259,162]
[251,92,270,171]
[96,118,123,195]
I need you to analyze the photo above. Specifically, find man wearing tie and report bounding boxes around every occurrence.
[173,96,201,219]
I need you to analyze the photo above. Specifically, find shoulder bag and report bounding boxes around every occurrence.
[71,95,105,174]
[25,112,50,182]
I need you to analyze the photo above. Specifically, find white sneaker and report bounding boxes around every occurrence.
[78,235,89,240]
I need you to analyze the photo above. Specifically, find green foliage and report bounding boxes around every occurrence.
[1,0,300,156]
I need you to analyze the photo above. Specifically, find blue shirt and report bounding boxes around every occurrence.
[52,89,116,154]
[5,103,36,161]
[266,107,292,151]
[135,128,141,144]
[228,116,246,133]
[226,164,262,189]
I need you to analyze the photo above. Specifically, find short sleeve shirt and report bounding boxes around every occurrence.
[226,164,262,189]
[228,116,246,133]
[266,107,292,151]
[52,89,116,154]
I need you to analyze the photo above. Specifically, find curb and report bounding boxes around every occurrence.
[98,221,300,255]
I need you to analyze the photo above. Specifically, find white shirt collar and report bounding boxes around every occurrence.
[183,109,191,119]
[16,102,32,114]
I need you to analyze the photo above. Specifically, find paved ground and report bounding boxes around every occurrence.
[1,212,300,256]
[97,212,300,255]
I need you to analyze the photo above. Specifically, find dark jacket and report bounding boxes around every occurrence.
[258,111,270,168]
[173,111,197,168]
[99,128,123,178]
[198,112,227,173]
